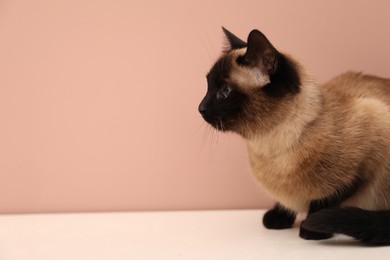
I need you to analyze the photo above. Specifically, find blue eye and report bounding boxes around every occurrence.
[218,85,232,99]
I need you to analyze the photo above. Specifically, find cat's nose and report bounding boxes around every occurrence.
[198,103,207,115]
[198,96,209,115]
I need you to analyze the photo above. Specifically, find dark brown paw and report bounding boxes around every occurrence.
[299,225,333,240]
[263,208,296,230]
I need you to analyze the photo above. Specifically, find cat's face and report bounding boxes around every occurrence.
[198,28,301,138]
[199,54,248,132]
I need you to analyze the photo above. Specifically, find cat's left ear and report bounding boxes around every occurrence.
[243,29,277,75]
[222,27,247,50]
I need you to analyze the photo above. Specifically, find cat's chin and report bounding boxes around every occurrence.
[212,122,228,132]
[209,121,228,132]
[202,116,229,132]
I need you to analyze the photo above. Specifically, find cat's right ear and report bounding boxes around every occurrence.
[222,27,247,50]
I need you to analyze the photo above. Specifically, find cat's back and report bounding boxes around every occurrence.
[322,72,390,105]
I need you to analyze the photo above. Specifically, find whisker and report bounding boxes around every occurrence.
[213,126,219,157]
[219,118,226,132]
[196,120,206,134]
[197,122,209,160]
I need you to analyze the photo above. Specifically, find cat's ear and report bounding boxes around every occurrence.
[243,29,277,75]
[222,27,247,50]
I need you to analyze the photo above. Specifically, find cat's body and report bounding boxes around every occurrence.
[250,71,390,213]
[199,28,390,245]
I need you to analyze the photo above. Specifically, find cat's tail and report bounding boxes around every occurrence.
[302,207,390,245]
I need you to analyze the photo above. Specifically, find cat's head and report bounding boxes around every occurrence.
[198,28,302,138]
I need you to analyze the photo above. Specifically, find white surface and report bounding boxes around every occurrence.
[0,210,388,260]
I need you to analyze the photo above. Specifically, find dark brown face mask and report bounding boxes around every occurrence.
[198,28,300,134]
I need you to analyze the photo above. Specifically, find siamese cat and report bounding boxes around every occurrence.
[199,27,390,245]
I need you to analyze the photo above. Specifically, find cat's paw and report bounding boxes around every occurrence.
[263,208,295,229]
[299,225,333,240]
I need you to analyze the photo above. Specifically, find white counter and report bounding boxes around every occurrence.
[0,210,387,259]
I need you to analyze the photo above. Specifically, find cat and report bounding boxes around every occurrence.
[199,27,390,245]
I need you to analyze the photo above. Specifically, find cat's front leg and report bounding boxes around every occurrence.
[263,203,296,229]
[299,201,334,240]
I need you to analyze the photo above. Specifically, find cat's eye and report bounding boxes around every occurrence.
[218,85,232,99]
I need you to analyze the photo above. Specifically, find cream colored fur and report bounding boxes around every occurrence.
[241,59,390,212]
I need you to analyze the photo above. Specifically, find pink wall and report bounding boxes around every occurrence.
[0,0,389,213]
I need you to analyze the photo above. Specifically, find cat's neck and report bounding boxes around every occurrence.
[247,63,323,157]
